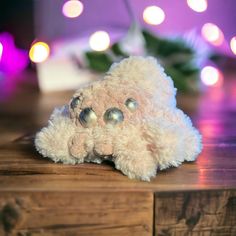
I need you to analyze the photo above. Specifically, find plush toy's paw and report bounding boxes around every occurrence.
[94,142,113,156]
[113,131,157,181]
[115,155,157,181]
[68,133,89,163]
[35,107,77,164]
[93,133,113,156]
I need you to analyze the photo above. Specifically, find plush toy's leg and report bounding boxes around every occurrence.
[114,145,157,181]
[35,112,78,164]
[144,117,202,170]
[170,109,202,162]
[113,128,157,181]
[179,125,202,162]
[144,120,186,170]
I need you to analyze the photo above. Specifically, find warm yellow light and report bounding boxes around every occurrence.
[62,0,83,18]
[201,66,222,86]
[187,0,208,13]
[29,42,50,63]
[230,36,236,55]
[89,31,110,51]
[143,6,165,25]
[201,23,224,46]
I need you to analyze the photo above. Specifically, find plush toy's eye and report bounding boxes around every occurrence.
[70,96,82,109]
[79,108,97,127]
[104,108,124,125]
[125,98,138,112]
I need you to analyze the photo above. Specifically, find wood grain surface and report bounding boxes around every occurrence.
[0,192,153,236]
[0,71,236,235]
[155,190,236,236]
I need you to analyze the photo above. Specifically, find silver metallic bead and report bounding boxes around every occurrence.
[125,98,138,112]
[104,108,124,125]
[79,108,97,127]
[70,96,82,109]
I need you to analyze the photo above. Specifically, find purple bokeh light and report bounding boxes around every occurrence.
[35,0,236,57]
[0,32,29,75]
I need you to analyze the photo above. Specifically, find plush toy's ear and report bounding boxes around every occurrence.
[106,56,177,107]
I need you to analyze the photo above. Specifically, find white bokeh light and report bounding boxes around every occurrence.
[230,36,236,55]
[187,0,208,13]
[201,66,222,86]
[89,31,110,51]
[201,23,224,46]
[62,0,84,18]
[143,6,165,25]
[29,42,50,63]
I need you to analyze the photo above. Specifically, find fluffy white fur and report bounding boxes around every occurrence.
[35,56,202,181]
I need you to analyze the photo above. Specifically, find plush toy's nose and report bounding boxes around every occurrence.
[103,107,124,125]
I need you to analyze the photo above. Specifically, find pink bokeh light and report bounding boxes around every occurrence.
[0,32,29,75]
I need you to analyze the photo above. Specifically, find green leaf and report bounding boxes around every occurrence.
[84,28,201,93]
[85,52,113,73]
[165,66,197,92]
[142,30,194,57]
[111,43,128,57]
[209,53,226,64]
[142,30,161,55]
[173,62,199,77]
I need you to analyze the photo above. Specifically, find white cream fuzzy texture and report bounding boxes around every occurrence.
[35,56,202,181]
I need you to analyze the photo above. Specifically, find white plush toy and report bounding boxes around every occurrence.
[35,56,202,181]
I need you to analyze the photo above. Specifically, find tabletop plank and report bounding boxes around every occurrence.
[155,190,236,236]
[0,191,153,235]
[0,72,236,193]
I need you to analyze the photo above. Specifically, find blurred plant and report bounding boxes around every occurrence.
[84,26,211,93]
[83,0,214,93]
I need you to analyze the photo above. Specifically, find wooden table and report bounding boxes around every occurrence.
[0,72,236,235]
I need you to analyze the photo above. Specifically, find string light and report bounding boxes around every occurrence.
[0,42,3,61]
[187,0,208,13]
[29,41,50,63]
[201,66,223,86]
[62,0,84,18]
[0,32,29,74]
[143,6,165,25]
[201,23,224,46]
[89,31,110,51]
[230,36,236,55]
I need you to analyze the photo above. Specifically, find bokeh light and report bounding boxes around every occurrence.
[62,0,83,18]
[230,36,236,55]
[187,0,208,13]
[29,41,50,63]
[201,23,224,46]
[201,66,223,86]
[143,6,165,25]
[89,31,110,51]
[0,42,3,61]
[0,32,29,74]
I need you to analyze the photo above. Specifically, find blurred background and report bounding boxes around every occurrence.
[0,0,236,95]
